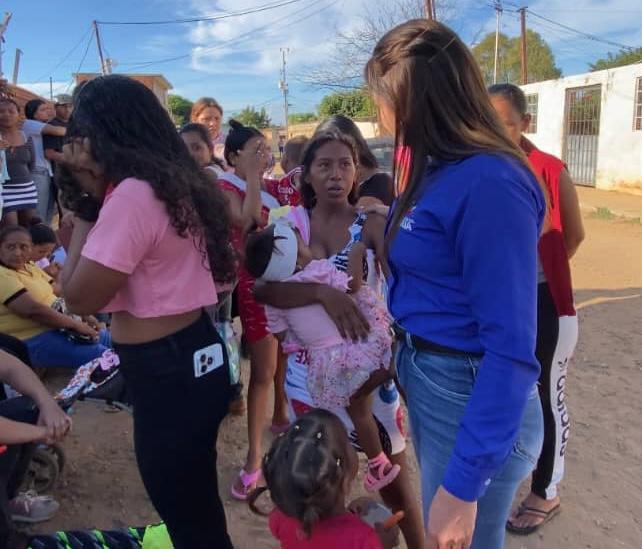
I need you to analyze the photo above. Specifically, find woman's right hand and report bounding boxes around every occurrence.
[234,144,267,183]
[61,137,107,201]
[425,486,477,549]
[72,321,99,341]
[317,286,370,341]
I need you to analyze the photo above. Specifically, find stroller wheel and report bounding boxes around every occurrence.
[22,446,61,494]
[48,443,66,474]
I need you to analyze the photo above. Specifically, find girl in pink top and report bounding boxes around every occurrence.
[57,75,236,549]
[245,215,400,492]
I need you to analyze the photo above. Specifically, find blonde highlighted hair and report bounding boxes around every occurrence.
[365,19,546,239]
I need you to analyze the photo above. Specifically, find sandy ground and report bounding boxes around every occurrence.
[25,213,642,549]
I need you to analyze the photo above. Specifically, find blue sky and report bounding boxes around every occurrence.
[5,0,642,124]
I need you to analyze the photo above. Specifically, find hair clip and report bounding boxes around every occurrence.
[336,458,341,467]
[293,424,301,431]
[316,431,323,440]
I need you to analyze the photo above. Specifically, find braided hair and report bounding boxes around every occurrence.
[249,409,354,537]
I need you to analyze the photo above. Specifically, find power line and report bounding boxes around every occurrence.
[525,9,635,51]
[118,0,319,68]
[97,0,309,25]
[66,27,95,92]
[31,25,93,84]
[118,0,337,73]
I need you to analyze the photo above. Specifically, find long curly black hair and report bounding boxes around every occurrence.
[61,75,236,283]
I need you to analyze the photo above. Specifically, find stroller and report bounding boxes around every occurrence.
[0,335,132,495]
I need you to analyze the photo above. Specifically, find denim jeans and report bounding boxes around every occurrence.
[25,329,111,369]
[31,167,55,224]
[397,340,543,549]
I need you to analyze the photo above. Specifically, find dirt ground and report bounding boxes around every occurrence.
[27,213,642,549]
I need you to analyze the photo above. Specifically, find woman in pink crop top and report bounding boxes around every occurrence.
[57,75,237,549]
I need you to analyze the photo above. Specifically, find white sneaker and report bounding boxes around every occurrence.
[8,491,60,523]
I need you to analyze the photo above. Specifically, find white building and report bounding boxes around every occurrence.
[521,62,642,191]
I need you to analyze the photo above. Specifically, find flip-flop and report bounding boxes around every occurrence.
[230,468,262,501]
[506,503,561,535]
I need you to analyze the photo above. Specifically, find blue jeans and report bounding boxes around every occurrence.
[25,329,111,369]
[397,341,543,549]
[32,167,56,224]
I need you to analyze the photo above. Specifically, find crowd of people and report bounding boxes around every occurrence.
[0,17,585,549]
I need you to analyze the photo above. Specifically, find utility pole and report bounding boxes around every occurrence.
[11,48,21,85]
[520,7,528,84]
[49,77,53,100]
[93,20,108,75]
[278,48,290,137]
[493,1,503,84]
[0,12,13,79]
[425,0,436,20]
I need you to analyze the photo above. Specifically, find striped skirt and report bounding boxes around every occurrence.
[1,181,38,213]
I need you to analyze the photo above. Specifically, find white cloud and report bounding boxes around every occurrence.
[159,0,641,99]
[181,0,366,76]
[17,81,70,99]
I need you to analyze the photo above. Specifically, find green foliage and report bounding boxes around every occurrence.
[589,47,642,71]
[236,106,272,129]
[167,94,193,126]
[318,88,375,119]
[288,112,318,124]
[473,29,562,85]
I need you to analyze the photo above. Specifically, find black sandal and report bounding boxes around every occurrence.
[506,503,561,535]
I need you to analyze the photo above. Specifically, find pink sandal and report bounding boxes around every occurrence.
[230,468,262,501]
[364,452,401,493]
[269,422,290,435]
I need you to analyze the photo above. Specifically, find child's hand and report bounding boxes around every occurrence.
[44,262,62,279]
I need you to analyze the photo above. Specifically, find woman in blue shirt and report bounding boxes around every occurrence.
[365,20,547,549]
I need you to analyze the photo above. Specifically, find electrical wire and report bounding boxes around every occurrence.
[119,0,338,72]
[31,25,93,84]
[526,9,635,51]
[97,0,309,25]
[65,28,95,92]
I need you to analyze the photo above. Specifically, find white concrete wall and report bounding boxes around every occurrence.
[521,63,642,191]
[355,120,379,139]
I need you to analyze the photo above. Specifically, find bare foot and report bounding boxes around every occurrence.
[508,492,561,531]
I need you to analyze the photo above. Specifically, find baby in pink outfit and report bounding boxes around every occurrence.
[245,217,400,493]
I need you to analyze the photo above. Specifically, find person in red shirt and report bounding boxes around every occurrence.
[250,409,400,549]
[263,135,308,207]
[489,83,585,536]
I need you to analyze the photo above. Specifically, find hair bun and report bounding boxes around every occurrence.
[228,119,244,131]
[29,217,45,227]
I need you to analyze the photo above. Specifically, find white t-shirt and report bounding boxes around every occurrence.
[21,120,52,175]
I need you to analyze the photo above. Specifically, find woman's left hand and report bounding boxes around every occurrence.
[61,137,107,201]
[425,486,477,549]
[37,400,72,444]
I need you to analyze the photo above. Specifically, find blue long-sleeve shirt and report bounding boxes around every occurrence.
[388,153,545,502]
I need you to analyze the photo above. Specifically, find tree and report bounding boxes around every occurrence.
[589,47,642,71]
[168,94,193,126]
[236,106,272,129]
[473,29,561,85]
[288,112,318,124]
[472,32,512,86]
[302,0,461,90]
[318,89,375,119]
